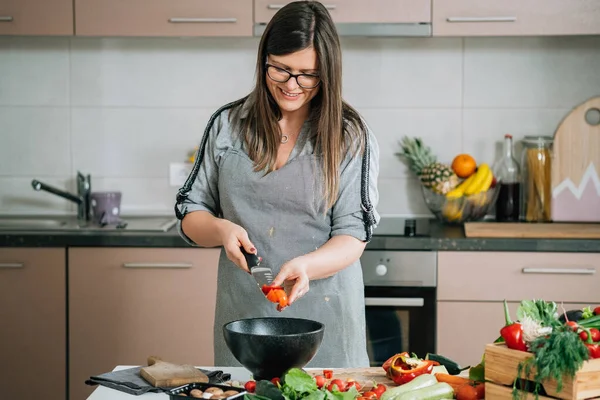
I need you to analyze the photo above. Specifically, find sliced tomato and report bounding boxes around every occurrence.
[323,369,333,379]
[266,288,289,308]
[328,379,347,392]
[314,375,326,388]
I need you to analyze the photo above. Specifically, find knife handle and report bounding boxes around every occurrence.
[240,247,260,268]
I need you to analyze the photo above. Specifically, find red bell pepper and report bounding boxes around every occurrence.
[383,353,434,385]
[500,300,528,352]
[382,352,410,373]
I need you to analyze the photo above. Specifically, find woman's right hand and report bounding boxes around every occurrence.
[215,219,257,273]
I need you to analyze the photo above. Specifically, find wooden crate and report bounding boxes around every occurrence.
[484,343,600,399]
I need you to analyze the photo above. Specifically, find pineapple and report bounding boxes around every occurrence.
[397,136,459,195]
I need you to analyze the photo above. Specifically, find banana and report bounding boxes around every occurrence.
[464,163,490,195]
[446,172,477,198]
[479,168,494,193]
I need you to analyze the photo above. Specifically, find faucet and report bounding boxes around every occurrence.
[31,171,92,221]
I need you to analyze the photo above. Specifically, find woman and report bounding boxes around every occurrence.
[174,0,380,368]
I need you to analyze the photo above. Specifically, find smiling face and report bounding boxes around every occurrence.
[266,47,321,118]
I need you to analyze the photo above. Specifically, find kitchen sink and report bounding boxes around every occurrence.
[0,215,178,232]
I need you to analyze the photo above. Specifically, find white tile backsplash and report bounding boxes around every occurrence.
[0,107,71,176]
[1,35,599,216]
[0,37,70,106]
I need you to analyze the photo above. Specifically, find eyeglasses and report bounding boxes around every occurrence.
[265,63,321,89]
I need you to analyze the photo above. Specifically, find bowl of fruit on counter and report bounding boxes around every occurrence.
[397,137,500,224]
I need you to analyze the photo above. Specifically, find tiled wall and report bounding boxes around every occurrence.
[1,35,599,217]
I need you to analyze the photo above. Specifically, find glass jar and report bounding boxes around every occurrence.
[520,136,554,222]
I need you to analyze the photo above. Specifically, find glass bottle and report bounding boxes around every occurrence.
[520,136,554,222]
[494,134,521,222]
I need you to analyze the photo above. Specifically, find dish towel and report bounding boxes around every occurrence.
[86,366,232,396]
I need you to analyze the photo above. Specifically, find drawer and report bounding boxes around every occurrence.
[75,0,252,37]
[438,251,600,303]
[432,0,600,36]
[254,0,431,24]
[0,0,73,36]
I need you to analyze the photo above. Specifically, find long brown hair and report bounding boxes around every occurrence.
[230,0,367,210]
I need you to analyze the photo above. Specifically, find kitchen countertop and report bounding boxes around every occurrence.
[0,216,598,252]
[87,366,252,400]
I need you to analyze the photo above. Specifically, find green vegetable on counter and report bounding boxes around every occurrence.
[380,374,437,400]
[425,353,469,376]
[395,382,454,400]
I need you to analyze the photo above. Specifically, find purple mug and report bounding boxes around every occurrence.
[91,192,122,224]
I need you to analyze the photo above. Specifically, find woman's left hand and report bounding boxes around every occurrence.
[270,257,310,309]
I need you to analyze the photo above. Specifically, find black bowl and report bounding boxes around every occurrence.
[223,317,325,381]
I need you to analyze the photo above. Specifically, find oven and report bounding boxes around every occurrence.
[361,249,437,367]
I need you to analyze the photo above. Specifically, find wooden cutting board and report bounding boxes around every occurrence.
[551,96,600,222]
[464,222,600,239]
[307,368,391,388]
[140,356,209,387]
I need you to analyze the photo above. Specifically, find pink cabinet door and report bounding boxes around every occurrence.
[433,0,600,36]
[0,0,73,35]
[75,0,252,37]
[69,247,220,400]
[254,0,431,24]
[0,248,66,400]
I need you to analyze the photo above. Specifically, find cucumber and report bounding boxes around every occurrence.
[396,382,454,400]
[425,353,468,376]
[380,374,437,400]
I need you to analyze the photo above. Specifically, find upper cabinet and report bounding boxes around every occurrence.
[254,0,432,36]
[74,0,253,37]
[0,0,73,35]
[433,0,600,37]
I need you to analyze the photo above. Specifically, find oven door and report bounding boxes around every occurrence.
[364,286,436,367]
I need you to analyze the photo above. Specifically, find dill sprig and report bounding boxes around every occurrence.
[512,324,589,400]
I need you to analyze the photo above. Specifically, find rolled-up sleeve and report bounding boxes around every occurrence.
[330,123,380,242]
[175,110,227,245]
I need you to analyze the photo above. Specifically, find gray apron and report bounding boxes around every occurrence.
[212,129,370,368]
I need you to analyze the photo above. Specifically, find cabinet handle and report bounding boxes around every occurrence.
[0,16,14,22]
[267,4,336,10]
[122,263,192,269]
[0,262,24,268]
[365,297,424,307]
[446,16,517,23]
[168,18,237,23]
[522,267,596,275]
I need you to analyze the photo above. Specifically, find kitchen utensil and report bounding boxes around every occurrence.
[223,317,325,381]
[464,222,600,239]
[140,356,209,388]
[167,382,246,400]
[241,247,273,287]
[551,96,600,222]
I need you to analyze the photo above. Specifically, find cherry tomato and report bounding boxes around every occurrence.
[323,369,333,379]
[594,306,600,316]
[362,391,378,400]
[244,380,256,393]
[328,379,347,392]
[271,377,281,386]
[580,328,600,342]
[314,375,326,389]
[566,321,579,331]
[346,380,362,391]
[372,384,387,399]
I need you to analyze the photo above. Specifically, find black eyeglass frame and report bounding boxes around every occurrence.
[265,63,321,89]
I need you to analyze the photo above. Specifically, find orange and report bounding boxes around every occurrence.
[451,154,477,178]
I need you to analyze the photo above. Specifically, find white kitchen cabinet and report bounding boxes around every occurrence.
[0,0,73,35]
[75,0,252,37]
[436,251,600,368]
[432,0,600,36]
[0,248,66,400]
[69,247,220,400]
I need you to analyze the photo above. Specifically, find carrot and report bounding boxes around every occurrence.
[433,373,471,393]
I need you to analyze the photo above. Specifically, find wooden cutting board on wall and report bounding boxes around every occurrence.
[551,96,600,222]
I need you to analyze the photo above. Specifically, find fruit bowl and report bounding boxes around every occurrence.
[421,184,500,225]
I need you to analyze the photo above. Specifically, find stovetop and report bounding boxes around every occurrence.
[373,217,434,237]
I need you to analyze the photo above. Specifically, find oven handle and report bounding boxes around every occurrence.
[365,297,424,307]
